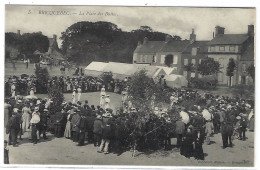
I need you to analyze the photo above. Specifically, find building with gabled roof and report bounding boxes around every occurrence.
[133,35,191,75]
[207,25,254,86]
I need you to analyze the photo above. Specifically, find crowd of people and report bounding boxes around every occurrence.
[5,74,130,98]
[4,73,255,162]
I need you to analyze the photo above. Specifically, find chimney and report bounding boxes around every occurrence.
[213,32,215,38]
[165,35,173,43]
[17,30,21,36]
[53,34,57,41]
[143,37,148,44]
[189,28,196,43]
[215,26,225,36]
[137,41,142,46]
[248,25,254,37]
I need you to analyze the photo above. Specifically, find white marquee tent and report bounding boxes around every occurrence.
[84,62,109,77]
[164,74,188,88]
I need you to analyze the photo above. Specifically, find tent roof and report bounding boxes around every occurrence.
[156,66,177,75]
[85,62,109,71]
[103,62,134,75]
[133,65,159,77]
[85,61,160,78]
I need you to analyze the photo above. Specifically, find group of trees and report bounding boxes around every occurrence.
[60,21,181,65]
[5,32,49,60]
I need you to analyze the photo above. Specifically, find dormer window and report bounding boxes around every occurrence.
[210,46,215,51]
[219,46,225,51]
[229,45,235,52]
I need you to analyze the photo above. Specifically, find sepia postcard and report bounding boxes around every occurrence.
[3,4,256,168]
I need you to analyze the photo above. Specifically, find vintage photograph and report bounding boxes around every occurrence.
[4,5,255,167]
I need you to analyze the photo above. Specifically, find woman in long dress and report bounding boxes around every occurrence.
[22,103,32,139]
[77,87,82,102]
[72,89,76,104]
[64,110,74,139]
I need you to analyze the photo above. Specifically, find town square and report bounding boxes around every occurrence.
[3,5,255,167]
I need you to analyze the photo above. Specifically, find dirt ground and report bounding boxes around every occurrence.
[7,131,254,166]
[7,92,254,167]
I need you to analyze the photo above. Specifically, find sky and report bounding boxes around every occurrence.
[5,5,256,46]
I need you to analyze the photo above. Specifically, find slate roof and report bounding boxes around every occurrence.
[183,41,209,54]
[134,40,190,54]
[134,41,165,53]
[158,40,190,52]
[208,34,249,45]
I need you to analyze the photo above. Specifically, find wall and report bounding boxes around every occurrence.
[208,54,239,85]
[153,52,183,74]
[133,53,155,64]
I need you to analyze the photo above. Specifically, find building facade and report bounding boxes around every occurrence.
[133,35,191,74]
[133,25,255,86]
[207,25,254,85]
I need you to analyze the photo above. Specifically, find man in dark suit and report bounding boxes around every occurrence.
[71,109,81,142]
[78,112,88,146]
[6,112,20,147]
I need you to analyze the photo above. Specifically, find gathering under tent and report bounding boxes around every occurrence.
[84,61,188,88]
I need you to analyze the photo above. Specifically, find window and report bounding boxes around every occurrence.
[173,55,178,64]
[242,63,246,72]
[210,46,215,51]
[219,46,225,51]
[191,59,196,65]
[191,48,197,56]
[191,72,195,78]
[199,59,202,64]
[160,55,165,64]
[229,45,235,52]
[184,59,189,66]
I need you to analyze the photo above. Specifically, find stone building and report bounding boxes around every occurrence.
[133,35,191,75]
[207,25,254,86]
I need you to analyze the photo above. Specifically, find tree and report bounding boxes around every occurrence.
[184,63,195,79]
[60,22,182,65]
[226,58,236,86]
[35,66,50,93]
[127,69,157,112]
[164,55,173,67]
[198,57,220,76]
[48,80,64,114]
[20,32,49,55]
[246,64,255,82]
